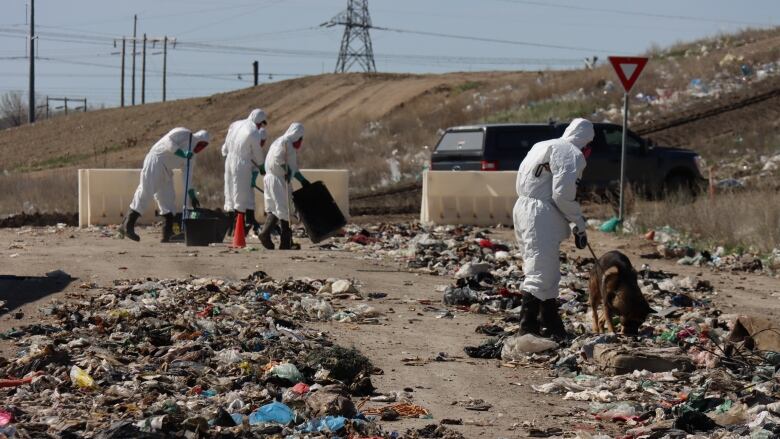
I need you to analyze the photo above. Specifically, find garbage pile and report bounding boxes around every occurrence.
[338,224,515,277]
[447,251,780,437]
[637,225,780,275]
[0,272,407,438]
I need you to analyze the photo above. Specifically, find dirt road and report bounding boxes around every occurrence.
[1,222,778,437]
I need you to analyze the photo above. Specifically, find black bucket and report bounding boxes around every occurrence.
[184,218,221,246]
[292,181,347,243]
[191,208,230,243]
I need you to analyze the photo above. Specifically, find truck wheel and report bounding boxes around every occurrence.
[663,173,698,200]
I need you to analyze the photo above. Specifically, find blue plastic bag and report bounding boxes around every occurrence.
[298,416,347,433]
[248,401,294,425]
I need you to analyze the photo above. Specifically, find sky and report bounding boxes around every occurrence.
[1,0,778,108]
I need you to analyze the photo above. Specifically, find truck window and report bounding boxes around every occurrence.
[602,126,641,153]
[435,130,484,152]
[492,127,556,152]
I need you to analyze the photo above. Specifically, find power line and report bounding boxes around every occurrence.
[492,0,776,27]
[371,25,613,54]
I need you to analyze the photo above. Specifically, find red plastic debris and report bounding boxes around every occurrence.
[0,409,13,426]
[291,382,310,394]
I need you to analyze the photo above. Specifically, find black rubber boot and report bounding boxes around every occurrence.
[540,299,568,340]
[258,213,278,250]
[225,211,235,237]
[279,219,293,250]
[246,209,260,236]
[119,209,141,242]
[519,292,541,335]
[160,213,175,243]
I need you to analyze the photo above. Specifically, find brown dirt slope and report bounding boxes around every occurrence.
[0,71,526,173]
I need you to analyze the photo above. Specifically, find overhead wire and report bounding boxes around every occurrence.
[370,25,613,54]
[491,0,776,27]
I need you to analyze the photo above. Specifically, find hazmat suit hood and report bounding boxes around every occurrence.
[193,130,210,145]
[284,122,304,143]
[249,109,267,125]
[192,130,210,153]
[561,118,594,150]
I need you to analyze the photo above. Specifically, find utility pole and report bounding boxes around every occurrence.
[162,36,167,102]
[28,0,35,123]
[120,37,126,107]
[131,14,137,105]
[253,60,259,86]
[321,0,377,73]
[141,33,147,104]
[45,96,49,119]
[119,35,172,105]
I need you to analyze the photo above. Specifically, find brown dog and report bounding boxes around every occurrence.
[589,250,656,335]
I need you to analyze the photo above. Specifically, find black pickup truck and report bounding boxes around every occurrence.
[430,122,707,196]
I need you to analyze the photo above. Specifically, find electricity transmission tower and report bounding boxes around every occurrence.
[321,0,377,73]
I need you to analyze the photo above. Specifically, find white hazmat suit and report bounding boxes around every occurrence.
[513,118,594,301]
[130,127,210,215]
[263,122,304,221]
[222,109,267,212]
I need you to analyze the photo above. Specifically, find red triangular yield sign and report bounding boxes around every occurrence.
[608,56,648,92]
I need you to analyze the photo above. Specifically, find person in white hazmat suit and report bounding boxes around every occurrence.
[514,118,594,339]
[222,109,268,235]
[119,127,210,243]
[258,122,310,250]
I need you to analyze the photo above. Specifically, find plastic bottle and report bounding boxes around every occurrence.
[69,365,95,389]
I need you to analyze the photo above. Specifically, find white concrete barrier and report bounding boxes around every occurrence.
[78,169,186,227]
[78,168,349,227]
[420,171,517,226]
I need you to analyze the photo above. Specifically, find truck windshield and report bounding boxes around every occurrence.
[435,130,484,152]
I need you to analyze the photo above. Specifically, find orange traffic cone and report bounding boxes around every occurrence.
[644,230,655,241]
[231,212,246,248]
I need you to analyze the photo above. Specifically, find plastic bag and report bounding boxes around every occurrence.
[599,217,621,233]
[501,334,558,360]
[269,363,304,383]
[248,401,295,425]
[443,286,477,306]
[216,349,243,365]
[69,365,95,389]
[300,297,334,320]
[298,416,347,433]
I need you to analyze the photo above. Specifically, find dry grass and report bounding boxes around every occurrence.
[632,190,780,253]
[1,27,779,229]
[0,169,77,215]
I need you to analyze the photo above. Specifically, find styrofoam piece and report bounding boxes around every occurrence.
[420,170,517,226]
[254,170,350,223]
[77,168,349,227]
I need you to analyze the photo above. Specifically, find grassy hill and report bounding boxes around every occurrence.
[1,27,779,215]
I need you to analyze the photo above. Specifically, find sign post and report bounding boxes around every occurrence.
[608,56,648,222]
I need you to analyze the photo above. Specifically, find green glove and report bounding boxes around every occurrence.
[175,149,193,159]
[294,171,310,186]
[251,171,259,188]
[187,188,200,208]
[259,163,266,176]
